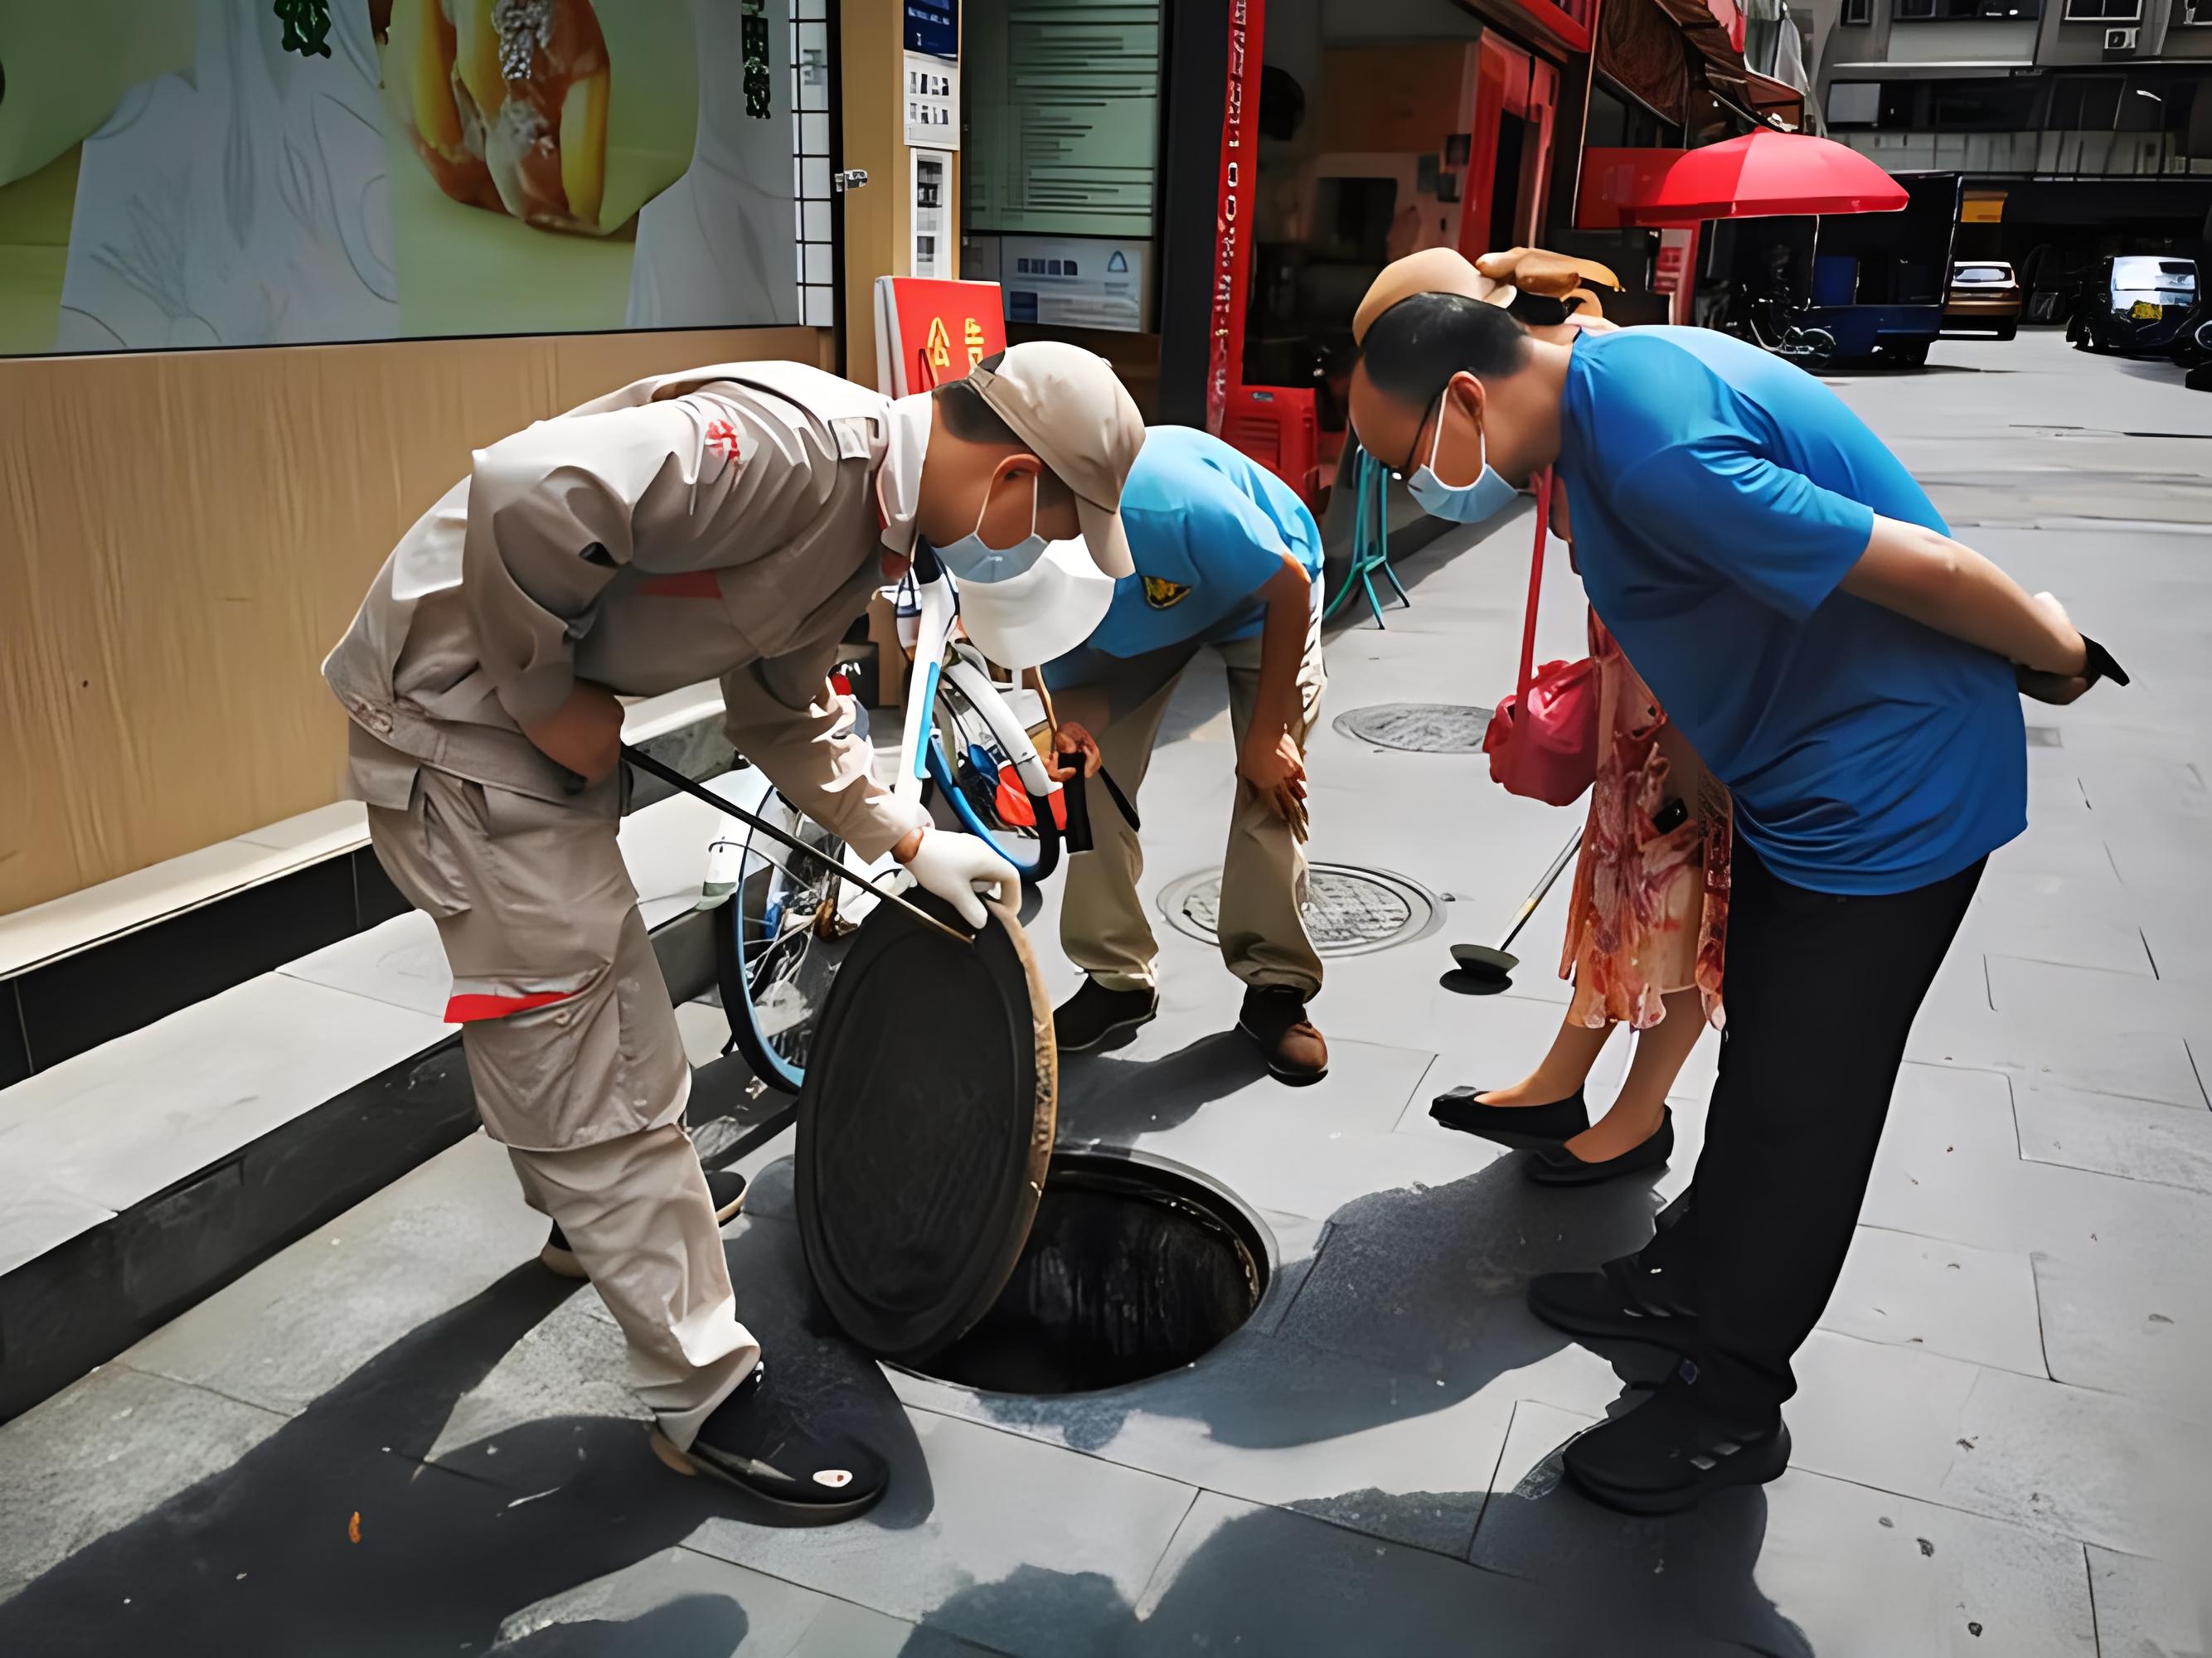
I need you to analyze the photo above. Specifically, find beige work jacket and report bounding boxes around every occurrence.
[323,360,928,860]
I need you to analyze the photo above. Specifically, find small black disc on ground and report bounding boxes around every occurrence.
[1332,702,1492,753]
[795,893,1057,1365]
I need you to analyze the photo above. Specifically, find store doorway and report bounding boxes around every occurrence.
[1458,34,1555,264]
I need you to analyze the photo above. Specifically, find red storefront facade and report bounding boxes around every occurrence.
[1157,0,1784,490]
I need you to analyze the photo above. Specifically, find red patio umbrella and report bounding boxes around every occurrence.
[1623,130,1909,228]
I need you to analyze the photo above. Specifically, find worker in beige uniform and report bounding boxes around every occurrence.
[324,343,1144,1520]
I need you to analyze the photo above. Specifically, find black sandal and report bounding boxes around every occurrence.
[651,1363,889,1523]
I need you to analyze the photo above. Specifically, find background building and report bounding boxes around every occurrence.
[1813,0,2212,307]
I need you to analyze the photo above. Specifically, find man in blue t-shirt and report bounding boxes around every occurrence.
[1041,424,1330,1082]
[1349,293,2126,1515]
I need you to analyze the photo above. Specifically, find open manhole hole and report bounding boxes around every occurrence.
[1332,702,1491,753]
[900,1152,1270,1394]
[1160,863,1442,956]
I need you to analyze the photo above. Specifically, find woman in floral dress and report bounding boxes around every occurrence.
[1433,487,1731,1185]
[1378,246,1731,1182]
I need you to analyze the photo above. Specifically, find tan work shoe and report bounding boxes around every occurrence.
[1239,987,1328,1084]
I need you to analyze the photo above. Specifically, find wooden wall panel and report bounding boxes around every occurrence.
[0,325,832,915]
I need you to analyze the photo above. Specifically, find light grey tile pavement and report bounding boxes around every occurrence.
[2,330,2208,1656]
[2088,1544,2210,1658]
[0,1365,286,1602]
[0,973,449,1235]
[1472,1398,2099,1657]
[686,1410,1198,1658]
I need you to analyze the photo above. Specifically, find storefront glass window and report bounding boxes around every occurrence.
[1239,0,1490,455]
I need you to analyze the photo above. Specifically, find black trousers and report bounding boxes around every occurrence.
[1649,841,1984,1420]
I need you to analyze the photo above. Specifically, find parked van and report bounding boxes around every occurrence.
[2069,256,2199,355]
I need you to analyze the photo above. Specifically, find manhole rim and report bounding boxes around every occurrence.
[1157,861,1447,958]
[885,1145,1280,1401]
[1331,701,1492,754]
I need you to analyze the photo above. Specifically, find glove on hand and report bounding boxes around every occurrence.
[898,828,1016,928]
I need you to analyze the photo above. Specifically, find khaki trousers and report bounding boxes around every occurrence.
[1059,595,1327,997]
[366,765,756,1450]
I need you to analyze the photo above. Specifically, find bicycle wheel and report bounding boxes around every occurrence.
[923,671,1062,885]
[715,797,870,1093]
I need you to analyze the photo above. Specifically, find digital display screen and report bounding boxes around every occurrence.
[905,0,958,59]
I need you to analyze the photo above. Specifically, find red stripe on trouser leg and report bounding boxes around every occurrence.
[445,990,577,1023]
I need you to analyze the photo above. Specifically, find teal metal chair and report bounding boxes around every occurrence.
[1323,445,1409,629]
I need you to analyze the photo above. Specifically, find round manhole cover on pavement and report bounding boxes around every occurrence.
[1332,703,1492,754]
[1160,864,1442,957]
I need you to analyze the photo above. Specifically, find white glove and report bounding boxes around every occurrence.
[897,827,1016,928]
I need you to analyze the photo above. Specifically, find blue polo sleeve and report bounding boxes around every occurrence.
[1609,440,1876,622]
[1583,335,1875,621]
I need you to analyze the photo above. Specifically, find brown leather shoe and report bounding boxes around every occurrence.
[1239,987,1328,1084]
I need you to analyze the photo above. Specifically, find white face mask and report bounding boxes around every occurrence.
[931,472,1050,586]
[955,538,1117,669]
[1405,386,1520,525]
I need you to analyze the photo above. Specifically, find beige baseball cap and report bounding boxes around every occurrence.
[968,341,1145,579]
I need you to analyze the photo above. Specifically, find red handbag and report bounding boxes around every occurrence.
[1483,469,1598,807]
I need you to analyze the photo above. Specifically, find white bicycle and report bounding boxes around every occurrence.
[701,544,1072,1093]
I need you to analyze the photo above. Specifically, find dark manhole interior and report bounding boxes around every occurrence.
[902,1153,1271,1396]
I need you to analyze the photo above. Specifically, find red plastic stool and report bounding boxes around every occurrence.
[1222,385,1322,508]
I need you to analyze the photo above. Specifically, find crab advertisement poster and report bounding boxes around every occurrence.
[0,0,806,355]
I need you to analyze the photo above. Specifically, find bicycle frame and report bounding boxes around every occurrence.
[703,548,1063,908]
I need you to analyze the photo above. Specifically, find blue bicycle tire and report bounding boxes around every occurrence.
[714,810,851,1094]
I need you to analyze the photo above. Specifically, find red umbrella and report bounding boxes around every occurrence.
[1623,130,1909,228]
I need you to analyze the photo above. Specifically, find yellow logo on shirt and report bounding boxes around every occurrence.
[1142,575,1191,610]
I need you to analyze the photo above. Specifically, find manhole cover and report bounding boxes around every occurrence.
[1159,864,1442,957]
[1333,703,1491,753]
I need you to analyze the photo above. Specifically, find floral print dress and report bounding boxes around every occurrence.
[1560,614,1730,1033]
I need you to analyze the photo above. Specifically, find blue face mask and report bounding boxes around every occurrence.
[1405,388,1520,525]
[931,473,1049,586]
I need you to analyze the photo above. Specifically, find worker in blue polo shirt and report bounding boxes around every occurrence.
[1042,423,1329,1082]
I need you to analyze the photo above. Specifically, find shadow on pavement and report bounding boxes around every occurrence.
[895,1471,1806,1656]
[0,1217,926,1658]
[1057,1030,1270,1140]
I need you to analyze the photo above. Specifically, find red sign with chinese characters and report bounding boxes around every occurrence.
[1206,0,1266,438]
[875,278,1008,397]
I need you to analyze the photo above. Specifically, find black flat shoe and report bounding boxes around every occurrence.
[541,1166,749,1279]
[650,1362,889,1523]
[1527,1251,1700,1353]
[1429,1084,1589,1149]
[1526,1108,1673,1187]
[1564,1376,1789,1515]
